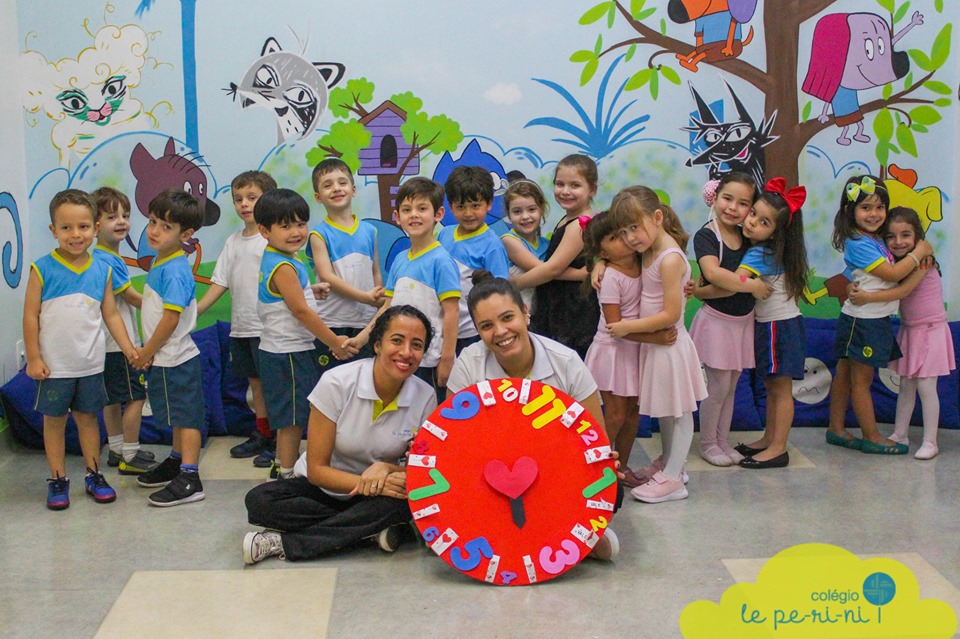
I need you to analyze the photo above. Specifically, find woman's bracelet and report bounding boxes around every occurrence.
[907,252,920,268]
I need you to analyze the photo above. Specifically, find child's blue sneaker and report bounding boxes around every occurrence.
[84,469,117,503]
[46,475,70,510]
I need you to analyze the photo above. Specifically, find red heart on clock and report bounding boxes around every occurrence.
[483,457,538,499]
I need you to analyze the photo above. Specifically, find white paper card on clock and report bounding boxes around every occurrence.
[560,402,585,427]
[584,446,613,463]
[477,380,496,406]
[419,420,448,441]
[430,528,459,555]
[519,379,532,404]
[484,555,501,583]
[412,503,441,520]
[407,454,437,468]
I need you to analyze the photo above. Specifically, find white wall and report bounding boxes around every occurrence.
[1,0,29,383]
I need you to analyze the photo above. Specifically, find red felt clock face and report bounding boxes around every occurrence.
[406,378,618,586]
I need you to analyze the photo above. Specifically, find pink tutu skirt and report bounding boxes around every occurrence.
[689,304,754,371]
[637,330,708,418]
[585,337,641,397]
[890,320,956,378]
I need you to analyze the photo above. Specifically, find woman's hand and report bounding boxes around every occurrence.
[351,461,392,497]
[381,471,408,499]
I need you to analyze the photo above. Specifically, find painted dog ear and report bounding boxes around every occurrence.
[315,62,346,89]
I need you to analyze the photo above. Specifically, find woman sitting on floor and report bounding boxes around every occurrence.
[242,305,438,563]
[446,270,621,560]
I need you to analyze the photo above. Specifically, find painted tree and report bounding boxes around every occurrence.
[307,78,463,222]
[568,0,952,185]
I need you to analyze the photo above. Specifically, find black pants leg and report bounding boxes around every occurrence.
[245,478,411,561]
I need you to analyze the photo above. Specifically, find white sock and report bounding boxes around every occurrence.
[108,434,123,455]
[122,442,141,462]
[661,413,694,480]
[891,377,918,443]
[916,377,940,446]
[279,467,295,479]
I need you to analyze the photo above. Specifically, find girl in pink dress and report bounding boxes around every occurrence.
[848,207,953,460]
[607,186,707,503]
[583,212,643,485]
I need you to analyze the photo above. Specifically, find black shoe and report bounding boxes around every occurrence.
[739,452,789,469]
[148,471,205,507]
[230,433,270,458]
[734,443,767,456]
[137,455,182,487]
[252,445,276,469]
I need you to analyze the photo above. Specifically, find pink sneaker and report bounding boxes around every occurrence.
[630,471,688,503]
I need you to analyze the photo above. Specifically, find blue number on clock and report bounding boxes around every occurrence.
[441,390,480,421]
[450,537,494,571]
[422,526,440,542]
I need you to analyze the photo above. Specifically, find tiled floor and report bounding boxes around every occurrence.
[1,427,958,638]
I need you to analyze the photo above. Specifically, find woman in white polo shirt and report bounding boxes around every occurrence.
[242,305,438,563]
[446,271,620,560]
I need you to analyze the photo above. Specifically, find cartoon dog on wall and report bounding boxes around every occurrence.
[21,23,158,168]
[228,37,345,145]
[669,0,757,72]
[802,11,924,146]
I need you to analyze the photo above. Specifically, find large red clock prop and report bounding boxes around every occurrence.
[406,379,618,586]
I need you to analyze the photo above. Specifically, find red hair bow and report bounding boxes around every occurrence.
[577,215,592,231]
[764,177,806,226]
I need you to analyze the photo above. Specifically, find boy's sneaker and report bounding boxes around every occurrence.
[243,531,285,564]
[137,455,182,488]
[268,461,280,480]
[148,471,205,507]
[118,451,159,475]
[252,445,276,468]
[46,476,70,510]
[631,471,689,504]
[84,470,117,503]
[230,433,271,459]
[109,448,155,467]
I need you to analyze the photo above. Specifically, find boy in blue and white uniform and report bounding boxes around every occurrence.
[348,177,460,403]
[306,158,383,375]
[134,189,207,507]
[438,166,510,353]
[91,186,154,475]
[255,188,356,480]
[23,189,139,510]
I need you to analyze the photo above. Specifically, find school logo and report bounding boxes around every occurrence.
[863,346,874,358]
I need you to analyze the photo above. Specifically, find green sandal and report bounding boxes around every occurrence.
[825,431,862,450]
[859,440,909,455]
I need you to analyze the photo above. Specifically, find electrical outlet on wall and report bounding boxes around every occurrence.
[16,340,25,368]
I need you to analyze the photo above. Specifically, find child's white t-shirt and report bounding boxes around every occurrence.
[210,230,267,337]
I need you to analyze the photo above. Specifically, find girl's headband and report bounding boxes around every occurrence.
[845,176,881,202]
[764,177,806,226]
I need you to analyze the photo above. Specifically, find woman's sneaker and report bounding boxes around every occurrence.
[46,475,70,510]
[243,531,285,564]
[85,469,117,503]
[118,450,159,475]
[148,471,205,507]
[137,456,182,487]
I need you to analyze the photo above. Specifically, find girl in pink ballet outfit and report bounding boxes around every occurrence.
[607,186,707,503]
[848,207,953,460]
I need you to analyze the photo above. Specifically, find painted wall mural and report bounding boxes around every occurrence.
[14,0,956,317]
[0,192,23,289]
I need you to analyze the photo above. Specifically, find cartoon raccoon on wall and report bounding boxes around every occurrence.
[228,37,345,144]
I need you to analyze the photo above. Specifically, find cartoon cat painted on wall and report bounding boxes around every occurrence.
[228,37,345,145]
[21,23,158,169]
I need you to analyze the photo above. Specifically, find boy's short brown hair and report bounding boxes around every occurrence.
[444,165,494,205]
[311,158,355,192]
[90,186,131,220]
[49,189,96,224]
[395,177,444,212]
[148,189,204,232]
[231,170,277,195]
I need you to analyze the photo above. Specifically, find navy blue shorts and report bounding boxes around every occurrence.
[259,349,321,429]
[147,356,205,430]
[229,336,261,379]
[834,312,902,367]
[103,351,147,405]
[314,327,370,377]
[755,316,806,379]
[34,373,107,416]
